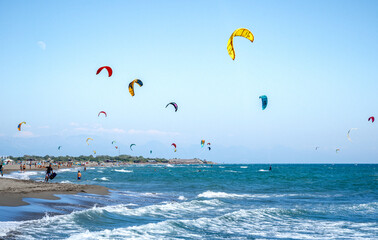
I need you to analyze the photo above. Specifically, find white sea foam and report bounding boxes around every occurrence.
[240,166,248,168]
[65,207,378,240]
[4,171,40,180]
[197,191,253,199]
[2,202,377,239]
[218,166,225,168]
[57,168,74,173]
[197,192,309,199]
[0,221,24,237]
[141,192,161,197]
[258,169,270,172]
[178,196,187,201]
[60,180,73,184]
[93,177,109,181]
[114,169,133,173]
[224,170,239,173]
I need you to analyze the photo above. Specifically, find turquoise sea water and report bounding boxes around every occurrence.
[0,164,377,239]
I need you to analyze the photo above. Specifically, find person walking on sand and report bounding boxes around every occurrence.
[45,164,53,182]
[77,171,82,180]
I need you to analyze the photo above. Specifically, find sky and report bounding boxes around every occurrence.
[0,0,377,163]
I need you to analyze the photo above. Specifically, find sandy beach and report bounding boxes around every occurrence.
[0,177,109,207]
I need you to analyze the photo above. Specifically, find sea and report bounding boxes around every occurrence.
[0,164,377,239]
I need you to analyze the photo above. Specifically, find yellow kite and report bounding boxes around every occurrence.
[86,138,93,145]
[227,28,254,60]
[128,79,143,97]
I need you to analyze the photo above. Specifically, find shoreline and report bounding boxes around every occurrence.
[1,163,97,175]
[0,160,213,207]
[0,177,109,207]
[0,163,109,207]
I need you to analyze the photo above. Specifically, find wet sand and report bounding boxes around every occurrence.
[0,178,109,207]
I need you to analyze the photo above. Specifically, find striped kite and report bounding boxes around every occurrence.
[17,122,26,131]
[129,79,143,96]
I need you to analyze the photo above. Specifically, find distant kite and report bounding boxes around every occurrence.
[130,144,136,151]
[347,128,358,142]
[368,116,375,123]
[98,111,107,117]
[58,146,62,150]
[166,102,178,112]
[86,138,93,145]
[336,148,340,153]
[96,66,112,77]
[129,79,143,96]
[227,28,254,60]
[17,122,26,131]
[201,140,205,147]
[171,143,177,152]
[259,95,268,110]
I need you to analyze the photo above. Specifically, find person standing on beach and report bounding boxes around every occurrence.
[77,171,82,180]
[45,164,53,182]
[0,163,3,177]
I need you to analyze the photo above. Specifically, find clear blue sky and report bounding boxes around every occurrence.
[0,0,377,163]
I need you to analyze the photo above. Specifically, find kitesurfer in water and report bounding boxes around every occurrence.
[269,165,272,171]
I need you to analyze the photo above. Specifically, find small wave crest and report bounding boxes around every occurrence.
[178,196,187,201]
[93,177,109,181]
[114,169,133,173]
[197,191,252,199]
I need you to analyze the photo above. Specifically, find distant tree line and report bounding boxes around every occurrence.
[8,155,169,164]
